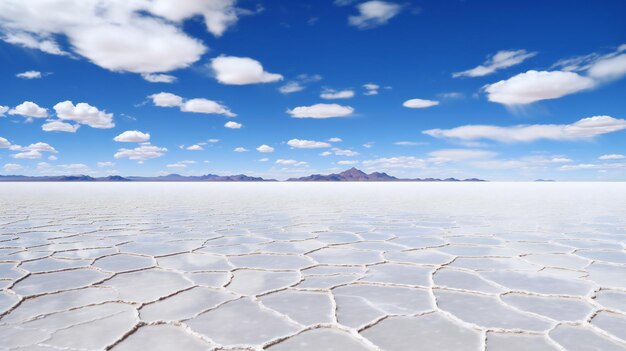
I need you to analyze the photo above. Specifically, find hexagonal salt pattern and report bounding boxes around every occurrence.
[1,182,626,350]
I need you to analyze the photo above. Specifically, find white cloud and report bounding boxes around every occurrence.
[362,142,375,148]
[287,139,331,149]
[149,92,235,117]
[0,137,11,148]
[279,81,304,94]
[484,70,595,105]
[114,144,167,162]
[0,0,250,74]
[599,154,625,160]
[12,150,43,159]
[349,1,402,29]
[256,144,274,153]
[453,49,537,78]
[48,155,57,161]
[276,159,307,166]
[587,53,626,81]
[429,149,496,162]
[224,121,242,129]
[278,74,322,94]
[186,144,204,151]
[97,162,115,168]
[16,70,42,79]
[233,147,248,152]
[149,92,184,107]
[394,141,424,146]
[11,142,57,160]
[141,73,177,83]
[333,148,359,156]
[403,98,439,109]
[9,101,48,118]
[363,83,379,95]
[114,130,150,143]
[181,98,236,117]
[0,105,8,117]
[287,103,354,119]
[321,89,355,99]
[207,138,220,143]
[42,120,79,133]
[3,32,68,56]
[258,158,269,162]
[328,137,342,142]
[3,163,22,172]
[211,56,283,85]
[424,116,626,143]
[337,160,359,165]
[54,101,114,129]
[362,156,427,169]
[167,163,187,169]
[319,151,332,156]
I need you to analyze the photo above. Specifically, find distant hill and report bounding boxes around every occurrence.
[0,168,485,182]
[287,168,486,182]
[0,174,275,182]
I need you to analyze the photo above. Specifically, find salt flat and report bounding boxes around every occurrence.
[1,183,626,350]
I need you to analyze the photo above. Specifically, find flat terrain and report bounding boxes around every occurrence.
[1,183,626,350]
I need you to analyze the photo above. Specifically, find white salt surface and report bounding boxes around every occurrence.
[0,182,625,350]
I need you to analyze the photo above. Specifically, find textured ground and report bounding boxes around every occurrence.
[1,182,626,350]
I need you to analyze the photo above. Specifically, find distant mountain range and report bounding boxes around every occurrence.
[287,168,485,182]
[0,168,486,182]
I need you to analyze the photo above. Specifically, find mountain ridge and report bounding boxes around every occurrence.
[0,168,486,182]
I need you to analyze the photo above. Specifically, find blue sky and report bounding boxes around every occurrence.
[1,0,625,180]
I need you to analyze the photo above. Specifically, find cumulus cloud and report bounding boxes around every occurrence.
[349,1,402,29]
[328,137,342,142]
[424,116,626,143]
[279,82,304,94]
[321,89,355,99]
[403,98,439,109]
[484,70,595,105]
[599,154,625,160]
[287,139,332,149]
[453,49,537,78]
[16,70,42,79]
[9,101,48,118]
[362,156,427,169]
[11,142,58,159]
[333,148,359,156]
[287,103,354,119]
[149,92,235,117]
[211,56,283,85]
[0,137,11,148]
[3,163,22,172]
[186,144,204,151]
[149,92,184,107]
[256,144,274,153]
[181,98,236,117]
[0,105,8,117]
[394,141,424,146]
[114,144,167,162]
[141,73,177,83]
[486,45,626,106]
[0,0,250,75]
[53,101,114,129]
[224,121,242,129]
[363,83,379,95]
[114,130,150,143]
[42,120,79,133]
[233,147,248,152]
